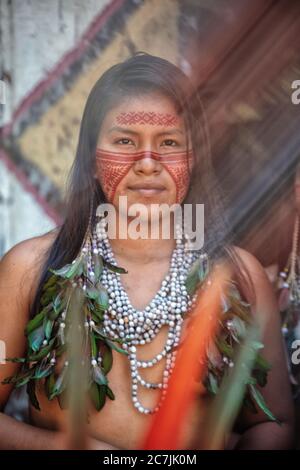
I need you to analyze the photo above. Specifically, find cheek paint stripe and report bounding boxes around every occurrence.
[96,149,193,163]
[97,155,193,164]
[116,111,179,127]
[165,162,191,203]
[96,158,133,203]
[96,148,193,157]
[95,149,193,203]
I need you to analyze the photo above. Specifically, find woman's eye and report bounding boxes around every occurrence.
[162,139,178,147]
[115,138,134,145]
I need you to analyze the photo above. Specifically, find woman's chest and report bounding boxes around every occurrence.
[88,351,210,449]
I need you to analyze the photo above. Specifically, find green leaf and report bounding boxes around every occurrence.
[207,372,219,395]
[92,365,108,386]
[44,319,54,340]
[185,258,208,296]
[40,286,58,306]
[106,385,115,400]
[53,292,63,314]
[104,261,127,274]
[45,372,56,400]
[86,285,99,300]
[43,274,58,291]
[49,367,68,400]
[102,347,113,374]
[25,307,49,336]
[105,339,128,356]
[34,363,54,379]
[215,338,234,359]
[92,253,104,281]
[28,338,55,361]
[255,353,271,372]
[50,265,73,277]
[50,257,84,280]
[90,332,97,358]
[92,324,107,337]
[5,357,26,363]
[28,325,45,352]
[249,384,280,423]
[65,258,83,279]
[48,307,61,321]
[197,258,209,283]
[93,303,104,321]
[1,375,17,385]
[98,385,107,408]
[90,382,106,411]
[15,370,34,388]
[56,344,67,357]
[185,259,200,296]
[228,317,247,341]
[95,285,109,310]
[27,380,40,411]
[25,305,51,336]
[91,309,104,323]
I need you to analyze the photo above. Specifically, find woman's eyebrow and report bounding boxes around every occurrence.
[108,126,184,136]
[156,129,184,136]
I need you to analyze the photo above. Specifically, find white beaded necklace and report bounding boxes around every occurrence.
[91,218,208,414]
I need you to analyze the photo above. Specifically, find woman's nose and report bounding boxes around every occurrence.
[133,152,161,175]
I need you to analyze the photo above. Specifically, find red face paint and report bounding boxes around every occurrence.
[95,148,193,203]
[116,111,179,127]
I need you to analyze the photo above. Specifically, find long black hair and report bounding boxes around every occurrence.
[30,51,254,318]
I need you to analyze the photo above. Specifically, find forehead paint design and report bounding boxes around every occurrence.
[116,112,179,127]
[95,148,193,203]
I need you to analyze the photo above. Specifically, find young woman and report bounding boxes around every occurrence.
[0,52,294,450]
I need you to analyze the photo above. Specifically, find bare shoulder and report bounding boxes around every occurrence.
[0,229,58,309]
[230,245,278,320]
[231,245,268,279]
[0,230,57,274]
[0,230,58,407]
[230,245,274,291]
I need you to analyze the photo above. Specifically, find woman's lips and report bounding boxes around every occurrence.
[128,184,166,197]
[129,188,165,197]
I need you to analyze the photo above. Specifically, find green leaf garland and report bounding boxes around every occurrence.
[1,248,276,423]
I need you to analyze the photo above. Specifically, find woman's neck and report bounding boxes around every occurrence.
[104,211,177,264]
[109,236,176,265]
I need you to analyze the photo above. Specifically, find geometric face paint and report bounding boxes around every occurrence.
[115,111,179,127]
[95,148,193,204]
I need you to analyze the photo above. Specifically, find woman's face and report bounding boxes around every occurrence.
[96,92,193,212]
